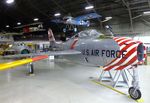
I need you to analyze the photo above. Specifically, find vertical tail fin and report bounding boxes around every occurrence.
[48,28,56,49]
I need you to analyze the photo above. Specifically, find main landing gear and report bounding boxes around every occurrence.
[27,62,35,76]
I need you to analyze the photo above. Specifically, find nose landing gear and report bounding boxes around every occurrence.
[129,87,141,100]
[128,65,142,100]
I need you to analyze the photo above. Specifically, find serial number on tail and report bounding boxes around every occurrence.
[82,49,127,58]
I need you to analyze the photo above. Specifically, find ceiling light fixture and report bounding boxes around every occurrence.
[85,5,94,10]
[6,0,14,4]
[143,11,150,15]
[33,18,39,21]
[54,13,61,17]
[17,22,21,25]
[6,25,10,28]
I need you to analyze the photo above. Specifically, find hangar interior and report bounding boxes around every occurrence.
[0,0,150,103]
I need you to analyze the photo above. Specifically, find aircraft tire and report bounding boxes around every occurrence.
[128,87,141,100]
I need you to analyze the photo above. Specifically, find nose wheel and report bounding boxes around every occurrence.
[127,65,142,100]
[128,87,141,100]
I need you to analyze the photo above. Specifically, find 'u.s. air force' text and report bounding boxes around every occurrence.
[82,49,127,58]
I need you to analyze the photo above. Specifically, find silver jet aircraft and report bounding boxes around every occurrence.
[1,29,146,100]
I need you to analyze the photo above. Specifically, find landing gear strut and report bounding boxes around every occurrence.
[29,62,34,74]
[27,62,34,76]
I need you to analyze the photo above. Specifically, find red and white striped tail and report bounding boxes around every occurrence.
[48,28,55,42]
[104,37,147,71]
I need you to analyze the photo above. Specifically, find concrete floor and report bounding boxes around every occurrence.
[0,58,150,103]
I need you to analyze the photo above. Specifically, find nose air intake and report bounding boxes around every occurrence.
[137,43,144,62]
[110,37,147,67]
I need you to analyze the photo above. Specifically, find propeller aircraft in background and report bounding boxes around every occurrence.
[51,13,101,26]
[14,22,45,33]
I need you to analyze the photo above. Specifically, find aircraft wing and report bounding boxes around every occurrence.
[0,50,81,70]
[74,13,101,21]
[14,22,43,29]
[0,55,48,70]
[51,19,64,23]
[3,50,81,58]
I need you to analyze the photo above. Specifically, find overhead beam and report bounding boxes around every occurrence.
[129,0,148,5]
[122,0,134,33]
[148,0,150,8]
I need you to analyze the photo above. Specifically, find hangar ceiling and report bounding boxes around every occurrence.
[0,0,150,30]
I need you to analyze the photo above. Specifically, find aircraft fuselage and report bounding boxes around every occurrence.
[63,38,121,66]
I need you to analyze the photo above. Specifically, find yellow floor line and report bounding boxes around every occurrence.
[91,80,144,103]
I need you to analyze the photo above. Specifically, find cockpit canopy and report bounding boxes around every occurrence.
[77,29,103,39]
